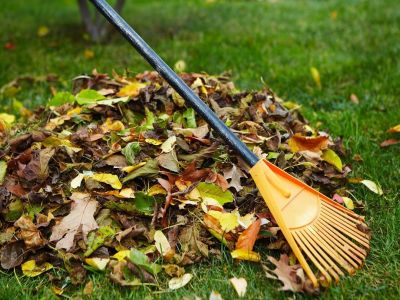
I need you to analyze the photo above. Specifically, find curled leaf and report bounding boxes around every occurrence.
[231,249,260,262]
[361,179,383,195]
[288,134,328,153]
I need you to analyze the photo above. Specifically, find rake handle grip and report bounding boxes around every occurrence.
[89,0,259,167]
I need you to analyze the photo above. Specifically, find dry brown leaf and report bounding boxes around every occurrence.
[14,215,46,248]
[223,165,247,192]
[50,192,98,250]
[350,93,359,104]
[262,254,305,292]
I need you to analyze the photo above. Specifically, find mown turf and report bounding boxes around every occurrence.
[0,0,399,299]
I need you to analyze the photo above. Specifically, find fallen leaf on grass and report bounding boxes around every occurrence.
[262,254,306,292]
[21,260,53,277]
[168,273,193,290]
[231,249,260,262]
[83,280,94,295]
[37,26,49,37]
[387,124,400,133]
[84,49,94,59]
[174,60,186,73]
[359,179,383,195]
[310,67,321,89]
[350,93,359,104]
[380,139,399,147]
[209,290,223,300]
[50,192,98,250]
[361,179,383,195]
[4,42,15,50]
[229,277,247,297]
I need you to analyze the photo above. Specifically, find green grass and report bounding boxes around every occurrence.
[1,0,400,299]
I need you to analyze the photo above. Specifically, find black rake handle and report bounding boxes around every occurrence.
[89,0,259,167]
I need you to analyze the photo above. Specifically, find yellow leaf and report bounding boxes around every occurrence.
[85,258,110,271]
[112,250,130,261]
[96,188,135,199]
[0,113,15,125]
[321,149,343,171]
[91,173,122,189]
[361,179,383,195]
[208,211,239,232]
[145,138,163,145]
[101,118,125,132]
[231,249,260,262]
[42,136,82,153]
[52,286,64,295]
[22,260,53,277]
[84,49,94,59]
[174,60,186,73]
[342,197,354,210]
[117,81,147,97]
[387,124,400,133]
[37,26,49,37]
[67,106,83,116]
[148,184,167,196]
[122,162,146,173]
[118,188,135,198]
[310,67,321,89]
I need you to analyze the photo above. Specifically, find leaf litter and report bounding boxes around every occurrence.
[0,70,372,294]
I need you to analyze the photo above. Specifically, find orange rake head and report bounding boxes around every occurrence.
[249,159,370,288]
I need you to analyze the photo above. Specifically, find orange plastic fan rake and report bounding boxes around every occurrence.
[90,0,371,288]
[250,160,370,287]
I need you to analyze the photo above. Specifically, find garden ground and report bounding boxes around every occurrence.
[0,0,399,299]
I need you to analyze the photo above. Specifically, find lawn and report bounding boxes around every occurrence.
[0,0,399,299]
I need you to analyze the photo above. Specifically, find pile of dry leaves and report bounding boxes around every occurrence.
[0,70,359,294]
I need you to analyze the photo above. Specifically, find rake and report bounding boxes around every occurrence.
[90,0,370,287]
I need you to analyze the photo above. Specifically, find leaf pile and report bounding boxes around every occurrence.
[0,70,357,293]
